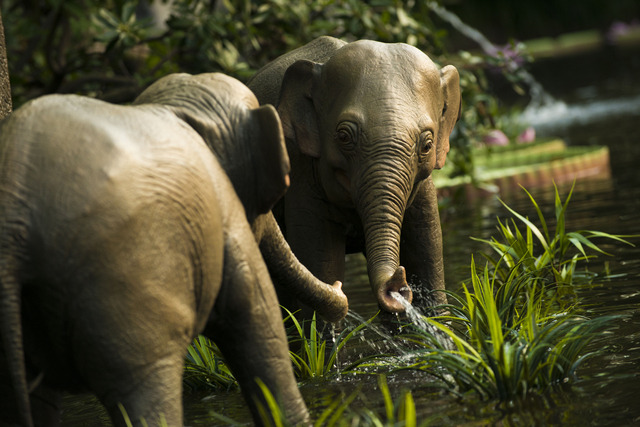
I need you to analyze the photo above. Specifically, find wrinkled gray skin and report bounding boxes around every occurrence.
[133,74,348,323]
[248,36,461,313]
[0,73,309,426]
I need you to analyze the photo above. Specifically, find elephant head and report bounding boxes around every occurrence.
[134,73,290,221]
[277,41,460,312]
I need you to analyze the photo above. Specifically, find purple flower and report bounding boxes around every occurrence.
[487,42,526,72]
[606,20,640,44]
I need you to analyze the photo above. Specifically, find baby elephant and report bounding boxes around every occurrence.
[0,73,308,426]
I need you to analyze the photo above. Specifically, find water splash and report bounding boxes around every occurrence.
[390,292,456,351]
[345,311,406,355]
[329,322,339,375]
[390,290,430,331]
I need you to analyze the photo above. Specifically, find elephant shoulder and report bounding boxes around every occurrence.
[247,36,346,106]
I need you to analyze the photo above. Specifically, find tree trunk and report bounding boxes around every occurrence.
[0,9,12,120]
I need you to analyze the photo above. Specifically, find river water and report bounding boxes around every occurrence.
[59,45,640,425]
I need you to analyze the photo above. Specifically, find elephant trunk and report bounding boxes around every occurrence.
[356,163,413,313]
[255,212,349,322]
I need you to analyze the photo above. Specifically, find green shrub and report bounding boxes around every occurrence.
[2,0,532,179]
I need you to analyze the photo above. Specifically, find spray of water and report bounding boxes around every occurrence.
[390,290,429,330]
[345,311,406,355]
[390,292,456,351]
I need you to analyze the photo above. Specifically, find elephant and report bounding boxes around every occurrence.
[132,73,348,323]
[0,73,310,426]
[247,36,461,314]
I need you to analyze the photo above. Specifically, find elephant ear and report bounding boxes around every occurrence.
[436,65,461,170]
[250,104,291,215]
[277,59,322,158]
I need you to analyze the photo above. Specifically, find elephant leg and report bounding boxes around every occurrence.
[79,322,187,427]
[206,225,309,425]
[400,176,447,312]
[70,274,196,427]
[29,383,62,427]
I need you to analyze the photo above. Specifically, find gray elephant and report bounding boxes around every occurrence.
[132,73,348,323]
[0,73,309,426]
[247,36,461,314]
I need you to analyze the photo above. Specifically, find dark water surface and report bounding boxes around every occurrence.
[61,47,640,425]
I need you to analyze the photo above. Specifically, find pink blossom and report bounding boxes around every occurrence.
[516,126,536,144]
[483,129,509,146]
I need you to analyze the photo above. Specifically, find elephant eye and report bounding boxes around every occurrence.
[337,130,351,144]
[419,131,434,157]
[335,123,357,149]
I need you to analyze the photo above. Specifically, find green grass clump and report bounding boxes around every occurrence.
[285,309,373,381]
[347,375,425,427]
[474,182,635,294]
[397,260,617,400]
[118,404,168,427]
[182,309,373,391]
[183,335,237,391]
[253,374,426,427]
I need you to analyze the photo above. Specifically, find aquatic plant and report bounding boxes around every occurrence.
[285,309,374,381]
[396,260,618,401]
[183,335,237,391]
[350,375,423,427]
[473,182,635,292]
[253,374,427,427]
[118,403,169,427]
